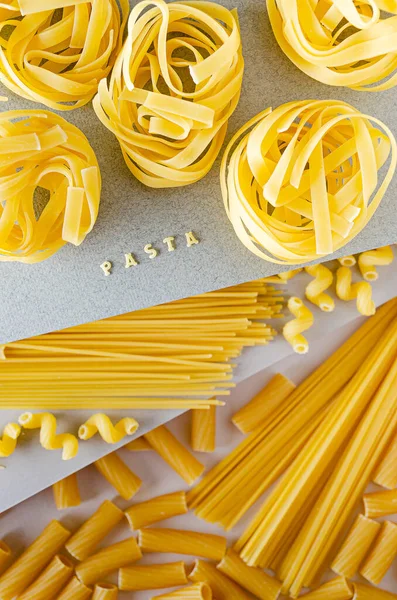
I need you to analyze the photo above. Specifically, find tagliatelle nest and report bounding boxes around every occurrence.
[93,0,244,188]
[0,0,128,110]
[221,99,397,265]
[267,0,397,91]
[0,110,101,263]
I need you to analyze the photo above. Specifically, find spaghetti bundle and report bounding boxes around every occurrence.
[0,110,101,263]
[93,0,244,188]
[221,100,396,265]
[267,0,397,91]
[0,279,280,409]
[0,0,128,110]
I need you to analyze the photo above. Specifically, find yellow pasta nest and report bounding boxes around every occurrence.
[0,0,128,110]
[221,99,396,265]
[267,0,397,91]
[93,0,244,188]
[0,110,101,263]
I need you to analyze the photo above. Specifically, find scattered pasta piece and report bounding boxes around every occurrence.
[0,541,11,574]
[338,256,357,267]
[126,438,152,452]
[152,583,212,600]
[358,246,395,281]
[76,537,142,586]
[221,100,396,264]
[189,559,252,600]
[0,111,101,263]
[139,528,227,562]
[364,489,397,519]
[125,491,188,531]
[283,297,314,354]
[55,575,92,600]
[92,583,118,600]
[18,412,78,461]
[119,562,188,591]
[305,264,335,312]
[373,430,397,489]
[93,0,244,188]
[336,267,376,316]
[53,474,81,510]
[299,577,353,600]
[191,405,216,453]
[95,452,142,500]
[278,269,302,281]
[18,554,74,600]
[331,515,381,579]
[0,423,21,458]
[360,521,397,585]
[353,582,397,600]
[79,414,139,444]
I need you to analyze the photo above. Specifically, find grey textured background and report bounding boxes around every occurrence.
[1,0,397,343]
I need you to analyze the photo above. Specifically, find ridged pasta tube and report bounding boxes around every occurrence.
[18,555,74,600]
[119,562,188,591]
[18,413,78,460]
[373,430,397,489]
[305,265,335,312]
[358,246,394,281]
[0,423,21,458]
[338,256,357,267]
[336,267,376,316]
[95,452,142,500]
[331,515,381,579]
[364,489,397,519]
[55,576,92,600]
[353,582,397,599]
[78,414,139,443]
[92,583,118,600]
[299,577,353,599]
[278,269,302,282]
[191,406,216,453]
[53,474,81,510]
[283,297,314,354]
[0,541,11,574]
[217,549,281,600]
[153,583,212,600]
[360,521,397,584]
[125,491,188,530]
[139,528,227,562]
[189,559,252,600]
[76,537,141,585]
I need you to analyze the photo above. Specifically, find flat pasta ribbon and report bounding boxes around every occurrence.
[0,422,21,457]
[18,412,79,460]
[221,100,397,265]
[0,0,128,110]
[267,0,397,91]
[0,110,101,263]
[78,414,139,443]
[93,0,244,188]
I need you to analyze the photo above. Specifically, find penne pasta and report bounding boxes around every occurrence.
[76,537,142,585]
[353,583,397,599]
[0,541,11,574]
[95,452,142,500]
[18,555,74,600]
[0,423,21,457]
[283,297,314,354]
[331,515,381,579]
[119,562,188,591]
[364,489,397,519]
[360,521,397,584]
[125,491,188,530]
[79,414,139,444]
[217,548,281,600]
[0,521,71,600]
[55,576,92,600]
[232,373,296,434]
[126,438,152,452]
[92,583,119,600]
[373,430,397,489]
[191,405,216,453]
[152,583,212,599]
[53,474,81,510]
[300,577,353,599]
[65,500,124,560]
[139,528,227,562]
[189,559,252,600]
[358,246,394,282]
[18,413,78,460]
[145,426,205,485]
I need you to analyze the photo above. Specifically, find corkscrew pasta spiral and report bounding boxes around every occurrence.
[221,99,396,265]
[305,264,335,312]
[0,422,21,458]
[358,246,394,281]
[78,414,139,444]
[283,297,314,354]
[0,0,128,110]
[93,0,244,188]
[18,412,78,460]
[267,0,397,91]
[336,266,376,316]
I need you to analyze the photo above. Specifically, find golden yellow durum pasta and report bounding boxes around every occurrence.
[278,268,302,281]
[283,297,314,354]
[152,583,212,600]
[55,576,92,600]
[125,491,188,530]
[360,521,397,584]
[93,0,244,188]
[92,583,118,600]
[364,489,397,519]
[331,514,381,579]
[338,256,357,267]
[0,422,20,457]
[126,438,152,452]
[189,559,252,600]
[353,582,397,600]
[18,554,74,600]
[76,537,142,585]
[0,541,11,574]
[0,520,71,600]
[119,562,188,591]
[358,246,395,281]
[0,0,128,110]
[19,412,78,460]
[53,473,81,510]
[300,577,353,600]
[221,100,396,264]
[267,0,397,91]
[0,110,101,263]
[373,430,397,489]
[139,528,227,562]
[79,414,139,443]
[191,405,216,453]
[305,264,335,312]
[336,266,376,316]
[95,452,142,500]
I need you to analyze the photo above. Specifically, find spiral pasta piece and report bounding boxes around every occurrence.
[0,422,21,458]
[305,264,335,312]
[78,414,139,444]
[0,0,128,110]
[0,110,101,263]
[267,0,397,91]
[93,0,244,188]
[358,246,394,281]
[221,99,396,265]
[283,296,314,354]
[18,412,78,460]
[336,266,376,316]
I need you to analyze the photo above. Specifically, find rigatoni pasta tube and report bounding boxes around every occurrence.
[360,521,397,584]
[300,577,353,600]
[217,548,281,600]
[125,491,188,530]
[139,528,227,562]
[189,559,252,600]
[191,406,216,453]
[153,583,212,600]
[353,583,397,600]
[232,373,296,434]
[0,542,11,575]
[144,426,205,485]
[0,520,71,600]
[364,489,397,519]
[55,576,92,600]
[95,452,142,500]
[126,438,152,452]
[119,562,188,591]
[18,555,74,600]
[76,537,142,585]
[53,474,81,510]
[92,583,118,600]
[331,515,381,579]
[65,500,124,560]
[373,431,397,489]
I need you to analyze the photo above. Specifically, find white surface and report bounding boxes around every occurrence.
[2,326,396,597]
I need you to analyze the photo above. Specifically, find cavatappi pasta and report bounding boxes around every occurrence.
[152,583,212,600]
[336,266,376,316]
[53,474,81,510]
[79,415,139,444]
[139,528,227,562]
[76,537,141,586]
[331,515,381,579]
[95,452,142,500]
[119,562,188,591]
[305,264,335,312]
[373,430,397,489]
[125,491,188,530]
[359,246,395,281]
[0,423,21,458]
[92,583,118,600]
[18,554,74,600]
[364,489,397,519]
[360,521,397,585]
[283,297,314,354]
[191,405,216,453]
[19,412,78,461]
[93,0,244,188]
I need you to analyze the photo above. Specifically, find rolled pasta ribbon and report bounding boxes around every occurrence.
[0,422,21,458]
[283,297,314,355]
[18,412,78,460]
[0,0,128,110]
[221,100,396,265]
[78,414,139,443]
[336,266,376,316]
[305,264,335,312]
[358,246,395,281]
[0,110,101,263]
[267,0,397,91]
[93,0,244,188]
